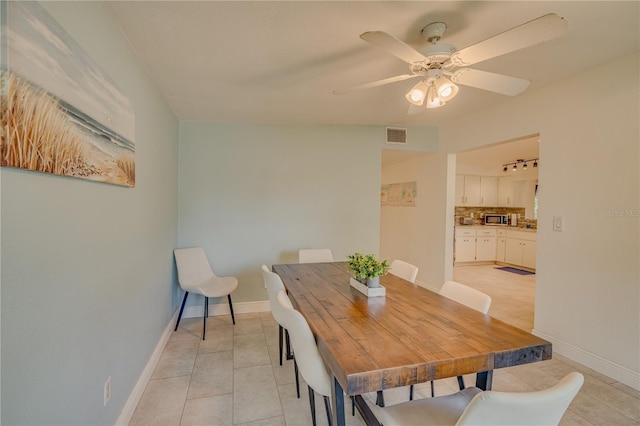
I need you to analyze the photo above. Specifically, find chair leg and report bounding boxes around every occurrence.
[409,384,414,400]
[285,329,294,360]
[323,395,332,426]
[430,380,435,397]
[308,385,317,426]
[457,375,465,390]
[351,396,355,416]
[279,325,284,366]
[376,390,385,407]
[175,291,189,331]
[227,294,236,325]
[203,296,208,340]
[294,359,300,398]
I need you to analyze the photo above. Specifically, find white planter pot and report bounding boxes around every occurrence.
[350,278,386,297]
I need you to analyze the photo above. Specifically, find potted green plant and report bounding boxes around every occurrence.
[346,252,390,288]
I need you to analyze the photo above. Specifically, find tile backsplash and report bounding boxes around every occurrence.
[455,206,537,229]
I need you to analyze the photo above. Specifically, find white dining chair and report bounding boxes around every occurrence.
[261,265,299,397]
[432,280,492,396]
[440,280,492,314]
[373,372,584,426]
[276,290,333,426]
[173,247,238,340]
[299,248,334,263]
[390,259,419,283]
[407,280,492,400]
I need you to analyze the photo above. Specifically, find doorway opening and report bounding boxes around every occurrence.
[453,134,540,332]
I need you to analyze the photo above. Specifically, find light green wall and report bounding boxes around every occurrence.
[178,122,437,304]
[1,2,179,424]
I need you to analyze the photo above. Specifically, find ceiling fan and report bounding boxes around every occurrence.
[334,13,568,112]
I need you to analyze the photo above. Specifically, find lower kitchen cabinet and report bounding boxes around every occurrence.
[455,228,477,262]
[455,227,497,263]
[504,230,537,269]
[496,229,507,262]
[475,228,497,261]
[455,226,536,269]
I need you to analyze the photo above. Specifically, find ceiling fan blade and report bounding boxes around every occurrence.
[333,74,420,95]
[451,68,530,96]
[450,13,568,66]
[360,31,428,64]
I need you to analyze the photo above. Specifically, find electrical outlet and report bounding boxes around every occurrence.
[104,376,111,407]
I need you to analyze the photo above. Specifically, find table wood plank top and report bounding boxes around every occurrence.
[273,262,551,396]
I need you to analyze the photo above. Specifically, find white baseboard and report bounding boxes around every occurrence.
[115,309,178,425]
[181,299,271,318]
[115,300,271,425]
[533,329,640,391]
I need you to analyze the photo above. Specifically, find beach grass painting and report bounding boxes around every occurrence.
[1,2,135,187]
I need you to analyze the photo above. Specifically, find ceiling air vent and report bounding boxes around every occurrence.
[386,127,407,144]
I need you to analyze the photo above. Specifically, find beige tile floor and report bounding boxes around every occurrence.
[130,265,639,425]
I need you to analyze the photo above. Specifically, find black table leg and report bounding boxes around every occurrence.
[476,370,493,390]
[330,375,345,426]
[354,395,382,426]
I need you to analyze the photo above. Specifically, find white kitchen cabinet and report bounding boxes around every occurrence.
[455,227,476,262]
[480,176,498,206]
[456,175,496,206]
[455,175,481,206]
[504,230,537,269]
[455,227,498,263]
[475,228,497,261]
[498,176,513,207]
[522,240,537,269]
[476,236,497,261]
[511,179,526,207]
[496,229,507,262]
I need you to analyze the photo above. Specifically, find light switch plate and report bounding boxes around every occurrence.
[553,216,563,232]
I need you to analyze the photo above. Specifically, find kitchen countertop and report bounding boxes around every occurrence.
[456,224,537,232]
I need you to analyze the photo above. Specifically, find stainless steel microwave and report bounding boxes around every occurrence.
[484,214,509,225]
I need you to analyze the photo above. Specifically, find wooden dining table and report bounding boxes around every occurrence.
[272,262,552,426]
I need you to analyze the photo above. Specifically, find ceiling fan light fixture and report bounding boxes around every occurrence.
[405,80,429,106]
[435,77,459,101]
[425,85,445,109]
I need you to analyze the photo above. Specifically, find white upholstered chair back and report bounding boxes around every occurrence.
[457,372,584,425]
[440,280,491,314]
[276,291,332,398]
[390,259,419,283]
[261,267,292,325]
[174,247,215,291]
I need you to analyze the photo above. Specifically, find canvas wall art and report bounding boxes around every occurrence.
[381,181,417,207]
[1,2,135,187]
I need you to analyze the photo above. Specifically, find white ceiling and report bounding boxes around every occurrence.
[106,1,638,167]
[107,1,638,127]
[456,134,540,171]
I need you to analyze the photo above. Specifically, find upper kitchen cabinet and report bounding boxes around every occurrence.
[481,176,498,206]
[455,175,497,206]
[456,135,540,211]
[498,176,513,207]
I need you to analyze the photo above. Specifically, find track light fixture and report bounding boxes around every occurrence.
[502,158,539,172]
